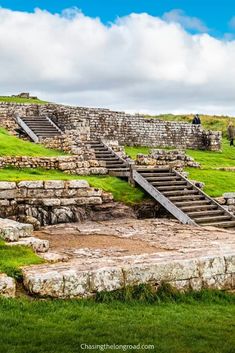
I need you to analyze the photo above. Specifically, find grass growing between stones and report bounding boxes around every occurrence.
[0,240,43,279]
[0,128,66,157]
[0,286,234,353]
[0,96,48,104]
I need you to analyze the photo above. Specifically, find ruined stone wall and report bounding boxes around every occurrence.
[0,102,221,150]
[0,180,109,225]
[0,156,107,175]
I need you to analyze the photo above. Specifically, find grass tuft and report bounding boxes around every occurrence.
[0,239,43,279]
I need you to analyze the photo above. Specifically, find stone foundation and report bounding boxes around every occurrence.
[135,149,200,170]
[0,156,107,175]
[0,180,136,226]
[22,219,235,298]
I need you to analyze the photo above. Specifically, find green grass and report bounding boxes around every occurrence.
[0,168,146,205]
[0,96,47,104]
[0,128,66,157]
[125,139,235,197]
[0,289,234,353]
[0,240,43,279]
[187,139,235,169]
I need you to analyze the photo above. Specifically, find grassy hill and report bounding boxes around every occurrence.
[0,96,47,104]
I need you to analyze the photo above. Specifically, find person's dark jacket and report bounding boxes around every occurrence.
[227,125,235,139]
[192,116,201,125]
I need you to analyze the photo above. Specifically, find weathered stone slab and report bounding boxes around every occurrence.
[0,182,16,190]
[10,237,49,252]
[18,181,44,189]
[223,193,235,199]
[44,180,65,189]
[67,180,89,189]
[0,218,33,241]
[0,274,16,298]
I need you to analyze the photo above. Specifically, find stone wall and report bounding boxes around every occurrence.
[135,149,200,170]
[0,102,221,151]
[0,156,107,175]
[0,180,135,226]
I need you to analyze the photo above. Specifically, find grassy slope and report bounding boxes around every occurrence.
[0,96,47,104]
[0,240,43,279]
[0,291,234,353]
[0,128,66,157]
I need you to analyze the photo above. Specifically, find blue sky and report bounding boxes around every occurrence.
[0,0,234,36]
[1,1,235,114]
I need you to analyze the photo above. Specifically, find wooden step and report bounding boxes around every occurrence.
[146,176,181,182]
[194,215,232,224]
[156,185,188,191]
[137,168,170,173]
[150,180,186,186]
[140,173,176,178]
[180,204,217,212]
[163,189,196,196]
[169,195,205,201]
[175,200,210,207]
[200,220,235,228]
[188,210,224,217]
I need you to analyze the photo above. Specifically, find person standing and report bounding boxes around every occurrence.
[192,114,201,125]
[227,122,235,146]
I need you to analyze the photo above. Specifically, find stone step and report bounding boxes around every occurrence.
[194,215,232,224]
[106,164,127,168]
[96,156,119,161]
[188,210,225,217]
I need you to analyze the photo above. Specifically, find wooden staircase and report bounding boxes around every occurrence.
[15,116,62,142]
[132,167,235,228]
[87,141,130,176]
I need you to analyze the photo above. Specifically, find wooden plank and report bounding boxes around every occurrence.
[132,170,197,226]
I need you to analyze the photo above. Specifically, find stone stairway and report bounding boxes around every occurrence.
[16,115,62,142]
[132,167,235,228]
[88,141,130,176]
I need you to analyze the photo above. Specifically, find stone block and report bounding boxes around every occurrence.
[0,274,16,298]
[10,237,49,253]
[44,180,65,189]
[67,180,89,189]
[18,181,44,189]
[0,189,17,199]
[42,199,61,207]
[58,162,77,171]
[0,182,16,190]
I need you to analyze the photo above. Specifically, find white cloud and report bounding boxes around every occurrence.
[163,9,208,33]
[0,8,235,115]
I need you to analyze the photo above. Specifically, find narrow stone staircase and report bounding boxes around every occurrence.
[132,167,235,228]
[87,141,130,176]
[16,115,62,142]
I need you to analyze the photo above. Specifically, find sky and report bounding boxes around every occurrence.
[0,1,235,115]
